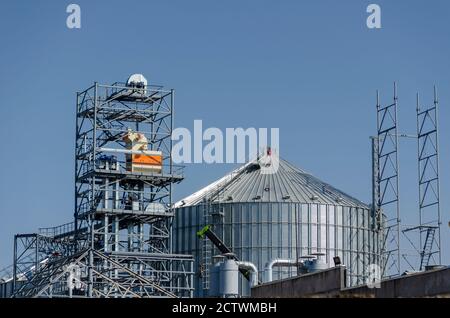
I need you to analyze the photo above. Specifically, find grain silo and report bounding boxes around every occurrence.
[173,152,381,297]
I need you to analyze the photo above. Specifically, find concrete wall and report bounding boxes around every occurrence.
[252,266,450,298]
[340,267,450,298]
[252,266,346,298]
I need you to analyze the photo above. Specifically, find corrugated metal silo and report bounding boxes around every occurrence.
[173,155,381,297]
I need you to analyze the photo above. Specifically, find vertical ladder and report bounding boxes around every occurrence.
[201,199,212,292]
[199,166,246,293]
[420,227,436,270]
[200,188,225,293]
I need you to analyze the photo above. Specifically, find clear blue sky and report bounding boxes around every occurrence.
[0,0,449,270]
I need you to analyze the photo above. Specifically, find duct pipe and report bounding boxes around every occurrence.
[236,261,258,288]
[264,259,298,282]
[99,147,161,156]
[371,136,380,230]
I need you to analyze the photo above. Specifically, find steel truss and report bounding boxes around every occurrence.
[10,80,194,298]
[403,87,442,271]
[12,228,77,293]
[13,247,193,298]
[375,83,401,278]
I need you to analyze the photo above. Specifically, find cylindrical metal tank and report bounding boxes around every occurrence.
[219,259,239,298]
[173,157,381,297]
[302,258,328,273]
[209,261,221,297]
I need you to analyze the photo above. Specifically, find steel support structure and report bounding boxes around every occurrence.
[11,224,78,296]
[376,83,401,278]
[371,136,381,271]
[11,80,194,298]
[403,87,441,270]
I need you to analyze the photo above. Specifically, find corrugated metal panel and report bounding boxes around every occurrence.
[173,202,380,297]
[175,157,368,208]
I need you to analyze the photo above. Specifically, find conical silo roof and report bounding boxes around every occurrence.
[174,155,369,208]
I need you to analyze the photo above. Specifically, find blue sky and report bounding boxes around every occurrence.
[0,0,449,270]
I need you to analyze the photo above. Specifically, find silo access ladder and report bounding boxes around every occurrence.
[420,227,437,270]
[197,158,260,292]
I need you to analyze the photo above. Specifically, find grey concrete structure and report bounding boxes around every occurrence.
[341,267,450,298]
[251,266,450,298]
[252,266,347,298]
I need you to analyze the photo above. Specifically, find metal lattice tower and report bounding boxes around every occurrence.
[403,87,441,270]
[11,77,194,298]
[376,83,401,278]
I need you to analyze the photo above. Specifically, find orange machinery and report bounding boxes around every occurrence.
[123,129,162,174]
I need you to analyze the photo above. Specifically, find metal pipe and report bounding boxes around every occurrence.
[264,259,297,282]
[98,147,161,155]
[416,93,422,253]
[394,82,401,274]
[12,236,17,293]
[74,92,80,246]
[433,85,442,266]
[371,136,379,231]
[236,261,258,287]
